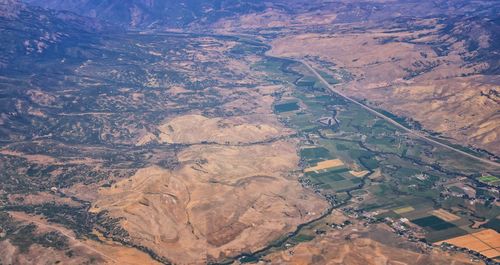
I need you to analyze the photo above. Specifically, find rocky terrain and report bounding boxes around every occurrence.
[23,0,500,155]
[214,0,500,156]
[24,0,269,29]
[0,1,329,263]
[1,0,499,264]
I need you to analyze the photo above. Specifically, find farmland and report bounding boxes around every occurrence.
[246,55,500,262]
[274,102,300,113]
[437,229,500,260]
[2,1,500,264]
[479,175,500,186]
[206,53,500,264]
[0,19,333,263]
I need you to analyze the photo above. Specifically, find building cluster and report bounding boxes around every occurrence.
[438,177,499,208]
[383,217,427,244]
[301,177,352,210]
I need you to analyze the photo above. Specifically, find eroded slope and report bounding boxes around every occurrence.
[92,142,326,263]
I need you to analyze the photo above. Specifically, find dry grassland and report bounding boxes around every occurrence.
[90,141,328,264]
[1,212,160,265]
[432,209,460,222]
[349,170,370,178]
[393,206,415,214]
[265,224,480,265]
[480,249,500,259]
[304,159,344,172]
[437,229,500,259]
[157,114,290,145]
[269,30,500,155]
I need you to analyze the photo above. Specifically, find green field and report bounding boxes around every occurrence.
[483,218,500,232]
[262,56,500,247]
[479,175,499,183]
[293,233,315,243]
[274,102,300,113]
[300,147,331,163]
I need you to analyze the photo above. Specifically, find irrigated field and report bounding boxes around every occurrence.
[260,55,500,261]
[2,1,500,264]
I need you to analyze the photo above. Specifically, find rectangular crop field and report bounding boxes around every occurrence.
[431,209,460,222]
[411,216,456,231]
[304,159,345,172]
[306,170,346,182]
[300,147,331,161]
[349,170,369,178]
[436,229,500,259]
[274,102,300,113]
[479,175,500,183]
[393,206,415,214]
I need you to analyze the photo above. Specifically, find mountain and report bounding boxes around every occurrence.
[23,0,269,29]
[212,0,500,155]
[0,0,24,18]
[0,0,116,71]
[1,1,500,265]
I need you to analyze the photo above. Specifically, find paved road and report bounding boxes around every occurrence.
[301,60,500,168]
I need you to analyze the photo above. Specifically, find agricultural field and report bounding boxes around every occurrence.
[1,14,334,263]
[262,56,500,261]
[274,102,300,113]
[2,1,500,264]
[437,229,500,261]
[304,159,345,172]
[479,175,500,186]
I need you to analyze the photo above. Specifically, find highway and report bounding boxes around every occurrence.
[301,60,500,168]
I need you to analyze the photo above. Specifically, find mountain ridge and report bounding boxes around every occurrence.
[23,0,270,29]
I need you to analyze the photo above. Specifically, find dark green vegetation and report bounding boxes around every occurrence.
[0,4,276,262]
[300,147,330,162]
[408,215,469,242]
[258,56,500,247]
[411,216,456,231]
[482,218,500,232]
[274,102,300,113]
[0,6,245,196]
[0,212,69,253]
[2,0,500,264]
